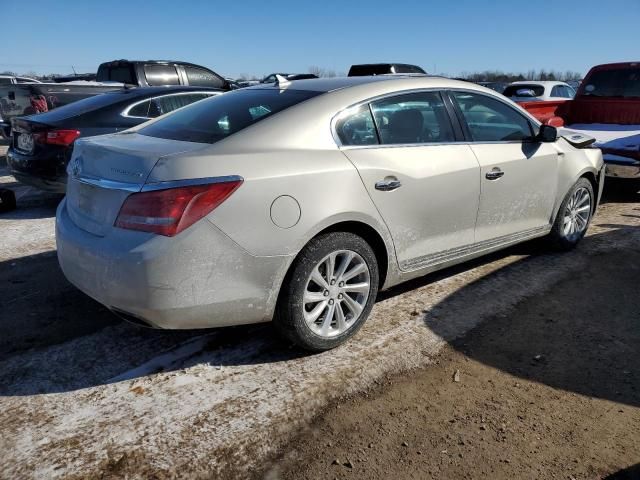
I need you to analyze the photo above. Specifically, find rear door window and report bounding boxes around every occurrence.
[370,91,455,145]
[127,100,151,118]
[335,105,378,146]
[551,85,574,98]
[151,93,216,116]
[126,93,216,119]
[144,65,180,86]
[451,91,534,142]
[184,67,224,88]
[139,89,322,143]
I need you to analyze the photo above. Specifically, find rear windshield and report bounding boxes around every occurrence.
[581,67,640,98]
[348,65,392,76]
[139,88,323,144]
[503,84,545,98]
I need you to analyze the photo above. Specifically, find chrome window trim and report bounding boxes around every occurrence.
[331,86,543,150]
[141,175,244,192]
[448,87,542,127]
[331,87,449,148]
[121,91,220,119]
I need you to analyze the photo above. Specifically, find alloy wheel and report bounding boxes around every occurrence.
[563,187,591,240]
[303,250,371,338]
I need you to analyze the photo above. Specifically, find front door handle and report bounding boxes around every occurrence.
[485,168,504,180]
[375,178,402,191]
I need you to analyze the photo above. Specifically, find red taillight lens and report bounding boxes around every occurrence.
[114,180,242,237]
[43,129,81,146]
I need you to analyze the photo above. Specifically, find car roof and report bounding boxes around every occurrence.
[99,59,214,70]
[509,81,568,86]
[245,74,446,92]
[588,61,640,70]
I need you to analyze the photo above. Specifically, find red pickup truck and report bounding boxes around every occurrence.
[520,62,640,182]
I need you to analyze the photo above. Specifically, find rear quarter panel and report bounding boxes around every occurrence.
[149,148,394,259]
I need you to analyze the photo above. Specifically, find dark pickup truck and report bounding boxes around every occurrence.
[1,60,230,137]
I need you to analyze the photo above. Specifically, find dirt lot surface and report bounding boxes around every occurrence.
[265,248,640,480]
[1,142,639,479]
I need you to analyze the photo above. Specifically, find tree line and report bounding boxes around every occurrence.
[3,67,585,83]
[460,69,583,82]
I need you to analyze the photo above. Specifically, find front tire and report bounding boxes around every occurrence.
[547,177,594,250]
[274,232,379,351]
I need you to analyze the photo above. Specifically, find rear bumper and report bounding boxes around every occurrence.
[11,171,67,193]
[6,147,69,192]
[604,154,640,179]
[56,198,293,329]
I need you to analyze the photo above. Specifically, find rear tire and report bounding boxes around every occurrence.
[274,232,379,352]
[547,177,594,251]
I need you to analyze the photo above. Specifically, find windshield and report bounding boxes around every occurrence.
[503,84,545,98]
[581,67,640,98]
[139,88,323,144]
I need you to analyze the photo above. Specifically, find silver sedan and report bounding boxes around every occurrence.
[56,76,604,351]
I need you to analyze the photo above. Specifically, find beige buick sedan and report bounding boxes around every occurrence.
[56,76,604,351]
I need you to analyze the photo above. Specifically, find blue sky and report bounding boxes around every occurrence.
[4,0,639,78]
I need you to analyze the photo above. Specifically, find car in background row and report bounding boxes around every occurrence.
[1,59,231,138]
[503,81,576,102]
[0,75,42,85]
[7,86,222,192]
[476,81,507,94]
[56,76,603,352]
[96,59,231,89]
[348,63,426,76]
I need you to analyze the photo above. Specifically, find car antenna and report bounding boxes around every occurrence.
[274,74,291,87]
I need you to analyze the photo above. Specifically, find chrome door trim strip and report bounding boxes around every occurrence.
[400,225,551,271]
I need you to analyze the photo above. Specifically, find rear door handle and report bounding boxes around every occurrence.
[485,168,504,180]
[375,179,402,191]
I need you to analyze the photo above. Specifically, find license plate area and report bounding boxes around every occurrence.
[16,132,34,154]
[73,182,105,223]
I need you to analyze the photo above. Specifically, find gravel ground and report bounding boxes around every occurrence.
[265,247,640,480]
[1,145,639,479]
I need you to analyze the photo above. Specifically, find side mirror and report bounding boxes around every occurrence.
[537,124,557,143]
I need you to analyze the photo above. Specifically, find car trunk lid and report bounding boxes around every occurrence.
[66,133,210,236]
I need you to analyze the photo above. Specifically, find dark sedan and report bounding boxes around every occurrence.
[7,86,222,192]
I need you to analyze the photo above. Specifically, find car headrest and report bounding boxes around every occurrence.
[388,109,423,143]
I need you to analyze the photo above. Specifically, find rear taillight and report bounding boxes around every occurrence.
[114,179,243,237]
[34,129,81,146]
[45,129,81,146]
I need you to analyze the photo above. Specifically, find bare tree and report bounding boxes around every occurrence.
[308,66,337,78]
